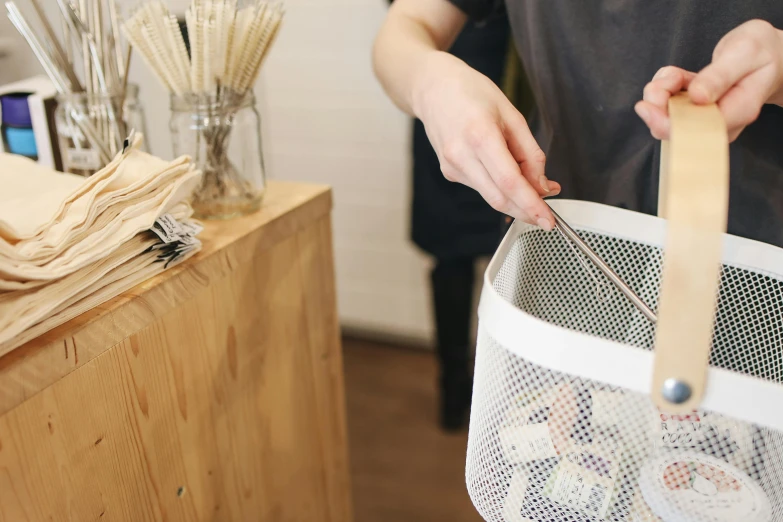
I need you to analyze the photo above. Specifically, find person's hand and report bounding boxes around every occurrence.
[412,51,560,230]
[635,19,783,142]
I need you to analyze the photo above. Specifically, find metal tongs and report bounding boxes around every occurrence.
[548,204,658,325]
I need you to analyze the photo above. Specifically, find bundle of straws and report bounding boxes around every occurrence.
[123,0,284,99]
[122,0,284,212]
[5,0,133,168]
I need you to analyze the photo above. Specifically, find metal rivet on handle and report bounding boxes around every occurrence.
[662,378,692,405]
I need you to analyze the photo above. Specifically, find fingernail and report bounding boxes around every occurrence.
[635,104,649,121]
[536,217,553,232]
[539,175,550,193]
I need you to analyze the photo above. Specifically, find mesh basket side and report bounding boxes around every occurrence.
[495,228,783,382]
[467,329,783,522]
[468,224,783,521]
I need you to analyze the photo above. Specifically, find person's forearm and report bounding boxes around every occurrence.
[372,1,466,116]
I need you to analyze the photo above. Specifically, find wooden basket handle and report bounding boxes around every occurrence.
[652,92,729,413]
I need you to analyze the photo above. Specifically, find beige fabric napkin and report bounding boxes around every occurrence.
[0,202,193,291]
[10,158,192,259]
[0,216,203,346]
[0,134,201,284]
[0,154,94,241]
[0,235,201,355]
[0,135,196,261]
[0,169,200,281]
[0,133,142,241]
[0,133,204,350]
[0,234,158,342]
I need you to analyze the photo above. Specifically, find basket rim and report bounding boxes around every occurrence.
[479,199,783,432]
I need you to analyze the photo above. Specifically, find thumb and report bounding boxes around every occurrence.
[690,36,769,104]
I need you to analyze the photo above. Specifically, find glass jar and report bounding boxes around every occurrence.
[169,92,266,220]
[54,83,148,176]
[122,84,149,149]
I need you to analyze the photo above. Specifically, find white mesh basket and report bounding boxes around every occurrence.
[466,96,783,522]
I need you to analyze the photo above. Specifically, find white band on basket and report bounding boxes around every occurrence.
[480,200,783,434]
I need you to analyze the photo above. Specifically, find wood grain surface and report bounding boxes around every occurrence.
[652,93,729,413]
[0,181,331,416]
[343,338,483,522]
[0,181,353,521]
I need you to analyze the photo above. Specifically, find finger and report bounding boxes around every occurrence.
[635,100,671,140]
[716,71,767,141]
[540,178,562,195]
[472,124,555,230]
[463,156,531,222]
[643,68,697,108]
[516,159,562,196]
[438,136,538,221]
[652,66,697,85]
[689,40,769,104]
[500,107,551,195]
[728,128,743,143]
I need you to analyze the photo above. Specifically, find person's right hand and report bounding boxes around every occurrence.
[412,51,560,230]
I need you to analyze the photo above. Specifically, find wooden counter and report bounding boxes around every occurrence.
[0,181,354,522]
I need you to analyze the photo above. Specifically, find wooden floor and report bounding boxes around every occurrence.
[343,337,483,522]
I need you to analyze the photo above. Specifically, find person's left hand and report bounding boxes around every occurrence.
[635,19,783,142]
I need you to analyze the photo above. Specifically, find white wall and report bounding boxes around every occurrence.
[256,0,435,343]
[0,0,437,344]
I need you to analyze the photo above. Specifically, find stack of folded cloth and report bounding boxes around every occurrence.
[0,134,203,354]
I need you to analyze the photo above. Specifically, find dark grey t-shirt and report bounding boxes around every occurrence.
[448,0,783,247]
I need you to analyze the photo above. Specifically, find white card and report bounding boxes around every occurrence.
[499,423,558,464]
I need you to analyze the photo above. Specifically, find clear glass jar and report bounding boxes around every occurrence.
[122,84,149,148]
[55,83,148,176]
[169,92,266,220]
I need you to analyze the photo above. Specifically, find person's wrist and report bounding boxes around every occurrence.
[410,51,454,120]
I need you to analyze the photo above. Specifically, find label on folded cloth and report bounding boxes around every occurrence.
[65,148,102,171]
[180,220,204,236]
[149,214,203,268]
[151,214,184,243]
[150,214,203,245]
[175,233,200,247]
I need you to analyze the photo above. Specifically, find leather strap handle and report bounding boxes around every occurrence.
[652,92,729,413]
